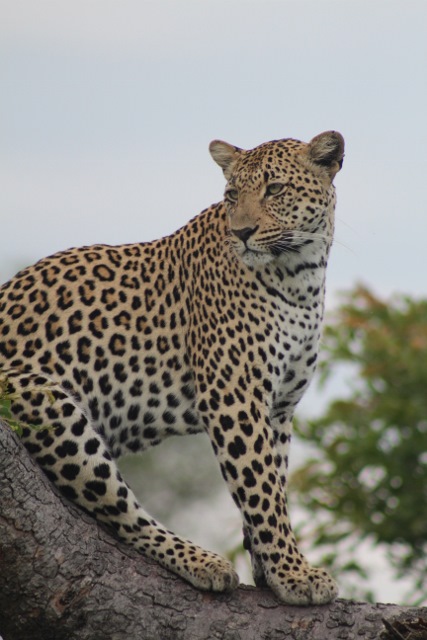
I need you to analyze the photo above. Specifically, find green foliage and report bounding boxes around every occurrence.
[0,376,27,435]
[0,374,55,435]
[293,285,427,604]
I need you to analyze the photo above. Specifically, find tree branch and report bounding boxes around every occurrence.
[1,420,425,640]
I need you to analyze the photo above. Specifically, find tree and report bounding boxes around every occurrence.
[2,420,427,640]
[292,285,427,605]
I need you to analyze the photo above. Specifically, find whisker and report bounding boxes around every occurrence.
[331,237,355,254]
[336,216,358,234]
[224,225,338,261]
[286,232,328,241]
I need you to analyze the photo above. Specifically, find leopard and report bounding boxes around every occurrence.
[0,130,344,606]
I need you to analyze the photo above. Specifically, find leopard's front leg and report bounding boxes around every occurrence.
[204,402,338,606]
[244,415,294,588]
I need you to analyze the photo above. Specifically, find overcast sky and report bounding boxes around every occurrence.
[1,0,427,303]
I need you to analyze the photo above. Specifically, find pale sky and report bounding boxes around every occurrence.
[1,0,427,302]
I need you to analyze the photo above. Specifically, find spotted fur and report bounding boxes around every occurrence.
[0,131,344,605]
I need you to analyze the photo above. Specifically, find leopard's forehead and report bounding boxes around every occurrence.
[231,138,307,183]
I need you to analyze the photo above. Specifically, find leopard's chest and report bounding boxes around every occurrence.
[267,294,325,418]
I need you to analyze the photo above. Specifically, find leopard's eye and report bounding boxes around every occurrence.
[266,183,286,196]
[225,188,238,203]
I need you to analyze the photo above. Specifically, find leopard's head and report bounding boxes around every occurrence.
[210,131,344,266]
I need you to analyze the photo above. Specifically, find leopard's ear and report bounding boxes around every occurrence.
[209,140,242,180]
[307,131,345,180]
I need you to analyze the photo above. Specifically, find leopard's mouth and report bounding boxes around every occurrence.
[230,230,305,264]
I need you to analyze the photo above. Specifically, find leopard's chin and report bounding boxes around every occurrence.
[239,249,275,267]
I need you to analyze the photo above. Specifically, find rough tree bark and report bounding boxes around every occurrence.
[1,420,426,640]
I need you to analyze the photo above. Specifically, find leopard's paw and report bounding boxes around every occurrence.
[196,558,240,592]
[267,565,338,606]
[178,550,239,593]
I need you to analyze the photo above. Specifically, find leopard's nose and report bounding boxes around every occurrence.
[231,226,258,243]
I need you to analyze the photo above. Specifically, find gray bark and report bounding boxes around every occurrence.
[1,420,426,640]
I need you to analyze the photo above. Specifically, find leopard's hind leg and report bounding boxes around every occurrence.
[4,368,239,593]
